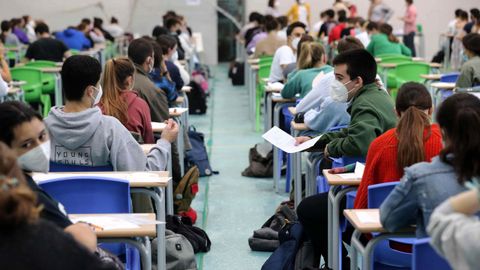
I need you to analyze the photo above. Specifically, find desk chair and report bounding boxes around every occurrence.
[390,62,431,100]
[25,60,57,95]
[11,67,51,117]
[39,176,141,270]
[49,161,114,172]
[437,72,460,102]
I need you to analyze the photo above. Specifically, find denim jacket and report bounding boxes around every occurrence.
[379,155,467,237]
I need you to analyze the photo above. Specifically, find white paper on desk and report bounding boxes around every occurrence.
[356,211,380,224]
[262,126,321,154]
[151,122,166,130]
[169,107,188,114]
[272,92,282,98]
[267,82,284,91]
[338,162,365,180]
[70,216,141,230]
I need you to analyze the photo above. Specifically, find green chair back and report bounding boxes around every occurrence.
[390,62,431,100]
[259,56,274,66]
[25,60,57,94]
[25,60,57,68]
[70,49,80,55]
[11,67,52,117]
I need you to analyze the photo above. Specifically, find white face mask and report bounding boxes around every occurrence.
[171,51,179,62]
[148,56,154,73]
[330,79,354,102]
[92,85,103,106]
[291,37,301,50]
[18,140,51,173]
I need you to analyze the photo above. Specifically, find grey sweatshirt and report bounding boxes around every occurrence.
[45,106,171,171]
[428,199,479,270]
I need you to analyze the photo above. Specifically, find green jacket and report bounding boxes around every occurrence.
[281,65,333,98]
[366,33,412,57]
[312,83,397,158]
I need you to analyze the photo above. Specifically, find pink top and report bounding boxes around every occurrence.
[403,4,417,34]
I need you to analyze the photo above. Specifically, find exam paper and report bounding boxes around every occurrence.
[70,216,141,230]
[151,122,167,130]
[169,107,189,114]
[356,211,380,224]
[338,162,365,180]
[262,126,321,154]
[267,82,284,91]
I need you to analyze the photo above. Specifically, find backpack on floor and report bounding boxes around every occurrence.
[174,166,200,213]
[261,222,306,270]
[228,61,245,86]
[166,215,212,254]
[152,230,197,270]
[242,142,273,178]
[185,126,215,176]
[186,81,207,115]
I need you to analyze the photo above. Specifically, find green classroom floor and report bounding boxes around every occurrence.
[188,64,288,270]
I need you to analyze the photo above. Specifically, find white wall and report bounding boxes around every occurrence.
[0,0,218,65]
[246,0,479,59]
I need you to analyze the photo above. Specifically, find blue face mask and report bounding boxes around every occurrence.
[462,52,469,62]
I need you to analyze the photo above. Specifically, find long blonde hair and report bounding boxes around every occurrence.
[297,42,325,70]
[100,57,135,125]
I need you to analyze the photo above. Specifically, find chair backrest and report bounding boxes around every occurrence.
[368,181,399,208]
[49,161,114,172]
[440,72,460,83]
[26,60,57,68]
[38,176,131,214]
[11,67,43,87]
[394,62,431,83]
[259,55,274,66]
[258,63,272,79]
[379,55,412,64]
[412,238,452,270]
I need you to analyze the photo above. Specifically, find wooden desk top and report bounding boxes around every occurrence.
[175,96,185,105]
[380,62,442,69]
[344,209,415,234]
[78,49,100,56]
[9,80,27,87]
[169,107,188,117]
[288,107,297,115]
[431,82,455,89]
[323,169,361,186]
[251,65,260,71]
[69,213,157,238]
[41,67,62,73]
[247,58,260,64]
[412,57,425,62]
[181,86,192,93]
[33,171,171,188]
[290,121,308,131]
[420,74,442,80]
[429,62,442,69]
[151,122,166,133]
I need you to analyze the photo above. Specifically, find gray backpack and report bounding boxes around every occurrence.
[152,230,197,270]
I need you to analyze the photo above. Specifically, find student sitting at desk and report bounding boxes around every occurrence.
[100,57,155,144]
[0,143,118,270]
[380,93,477,237]
[55,26,93,51]
[366,23,412,57]
[295,49,396,267]
[1,20,22,48]
[156,35,186,91]
[354,83,443,209]
[281,42,332,99]
[0,102,101,256]
[45,55,177,171]
[25,22,71,62]
[149,41,179,105]
[456,33,480,88]
[268,21,306,83]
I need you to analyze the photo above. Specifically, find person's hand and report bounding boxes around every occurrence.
[160,119,179,143]
[324,144,330,159]
[295,136,311,145]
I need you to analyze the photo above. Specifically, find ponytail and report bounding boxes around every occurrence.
[297,42,325,70]
[395,82,432,172]
[379,23,399,43]
[100,58,134,125]
[396,106,430,170]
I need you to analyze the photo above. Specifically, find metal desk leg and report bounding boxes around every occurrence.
[272,103,283,193]
[292,129,302,209]
[166,180,174,215]
[251,69,258,130]
[327,186,337,268]
[332,186,357,270]
[265,92,272,133]
[176,116,185,176]
[54,72,63,106]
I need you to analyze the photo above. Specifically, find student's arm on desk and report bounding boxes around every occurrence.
[379,172,418,232]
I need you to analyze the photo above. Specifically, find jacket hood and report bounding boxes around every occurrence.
[45,106,102,150]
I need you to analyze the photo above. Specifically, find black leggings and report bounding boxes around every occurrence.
[297,192,352,269]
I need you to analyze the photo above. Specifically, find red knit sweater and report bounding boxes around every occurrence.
[353,124,443,209]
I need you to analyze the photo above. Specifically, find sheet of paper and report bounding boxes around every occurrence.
[262,126,321,154]
[70,216,141,231]
[356,211,380,224]
[267,82,284,91]
[338,162,365,179]
[169,107,188,114]
[151,122,166,130]
[271,92,282,98]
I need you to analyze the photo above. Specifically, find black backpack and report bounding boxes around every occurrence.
[228,62,245,86]
[166,215,211,254]
[186,81,207,115]
[242,142,273,178]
